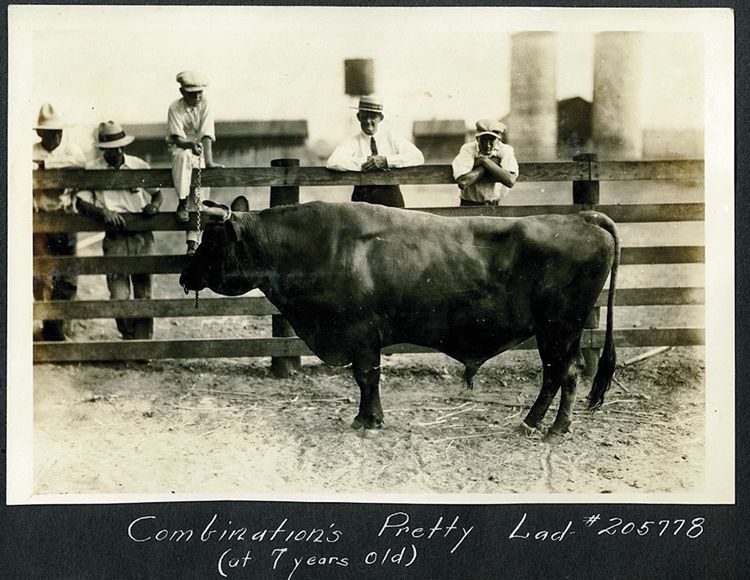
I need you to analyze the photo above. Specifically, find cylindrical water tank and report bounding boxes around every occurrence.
[344,59,375,96]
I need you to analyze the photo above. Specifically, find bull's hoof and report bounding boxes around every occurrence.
[359,428,383,439]
[517,421,540,437]
[543,428,568,444]
[351,415,384,430]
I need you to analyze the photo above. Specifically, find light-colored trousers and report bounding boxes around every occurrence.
[102,231,155,340]
[170,146,211,243]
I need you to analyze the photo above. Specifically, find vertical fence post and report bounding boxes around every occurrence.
[269,158,302,378]
[573,153,601,377]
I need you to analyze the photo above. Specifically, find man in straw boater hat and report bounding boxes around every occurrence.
[326,95,424,208]
[76,121,163,340]
[451,118,519,206]
[32,103,87,341]
[167,70,222,255]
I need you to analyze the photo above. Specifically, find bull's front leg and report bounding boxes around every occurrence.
[350,348,384,429]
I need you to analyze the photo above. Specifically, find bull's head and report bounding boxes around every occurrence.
[179,197,265,296]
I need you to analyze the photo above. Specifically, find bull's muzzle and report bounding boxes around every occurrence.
[179,270,202,294]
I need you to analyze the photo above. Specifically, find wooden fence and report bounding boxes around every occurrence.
[32,157,705,369]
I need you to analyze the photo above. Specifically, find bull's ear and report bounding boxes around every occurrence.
[226,218,242,242]
[202,201,231,221]
[231,196,250,212]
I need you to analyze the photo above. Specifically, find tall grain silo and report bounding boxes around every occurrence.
[591,32,644,160]
[508,32,558,161]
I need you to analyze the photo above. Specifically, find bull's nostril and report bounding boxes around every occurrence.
[182,284,189,295]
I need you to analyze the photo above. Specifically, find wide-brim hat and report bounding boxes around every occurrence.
[34,103,65,130]
[177,70,209,92]
[475,118,507,139]
[352,95,384,114]
[96,120,135,149]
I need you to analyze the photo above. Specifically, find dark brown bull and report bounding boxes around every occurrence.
[180,199,619,438]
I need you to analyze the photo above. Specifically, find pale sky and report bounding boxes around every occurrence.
[18,6,705,146]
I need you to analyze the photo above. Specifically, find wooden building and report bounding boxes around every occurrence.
[558,96,593,158]
[124,120,313,208]
[126,120,314,168]
[412,120,467,163]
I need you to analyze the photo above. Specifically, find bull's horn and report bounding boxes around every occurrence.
[201,202,232,221]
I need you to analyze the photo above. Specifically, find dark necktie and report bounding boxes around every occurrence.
[370,136,378,156]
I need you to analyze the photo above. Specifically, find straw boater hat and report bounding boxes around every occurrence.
[352,95,384,114]
[34,103,65,131]
[96,121,135,149]
[475,119,506,140]
[176,70,209,92]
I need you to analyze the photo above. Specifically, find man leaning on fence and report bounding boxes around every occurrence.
[452,119,518,206]
[32,103,87,341]
[326,96,424,208]
[76,121,162,340]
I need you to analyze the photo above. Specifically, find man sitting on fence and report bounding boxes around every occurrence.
[451,119,518,206]
[76,121,162,340]
[326,95,424,208]
[32,102,87,341]
[167,70,222,255]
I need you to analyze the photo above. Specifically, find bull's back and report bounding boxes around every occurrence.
[260,202,516,291]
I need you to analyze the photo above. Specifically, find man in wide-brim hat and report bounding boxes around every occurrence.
[76,121,163,341]
[326,95,424,208]
[32,103,87,341]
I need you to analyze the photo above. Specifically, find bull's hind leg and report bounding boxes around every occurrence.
[350,347,384,430]
[523,335,582,438]
[522,365,561,432]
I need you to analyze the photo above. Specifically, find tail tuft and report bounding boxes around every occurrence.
[587,339,616,410]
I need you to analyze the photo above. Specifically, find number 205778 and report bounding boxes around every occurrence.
[597,518,704,539]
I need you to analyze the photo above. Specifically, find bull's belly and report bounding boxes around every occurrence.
[275,298,535,366]
[387,310,535,363]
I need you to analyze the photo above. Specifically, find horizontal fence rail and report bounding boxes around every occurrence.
[32,202,705,233]
[33,160,703,190]
[32,287,706,319]
[32,158,705,364]
[32,246,705,277]
[33,328,706,363]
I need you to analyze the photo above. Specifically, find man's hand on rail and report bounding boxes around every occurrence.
[101,209,126,229]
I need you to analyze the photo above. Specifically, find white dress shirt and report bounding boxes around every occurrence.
[77,155,154,214]
[32,141,87,211]
[326,129,424,171]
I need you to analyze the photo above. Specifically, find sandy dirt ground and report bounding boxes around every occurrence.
[33,346,704,498]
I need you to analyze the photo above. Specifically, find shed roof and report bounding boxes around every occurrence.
[126,120,308,140]
[558,96,592,108]
[412,120,467,137]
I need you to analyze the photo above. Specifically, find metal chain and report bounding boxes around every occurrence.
[194,160,202,310]
[194,162,202,237]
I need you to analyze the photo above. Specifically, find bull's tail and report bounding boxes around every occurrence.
[582,212,620,410]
